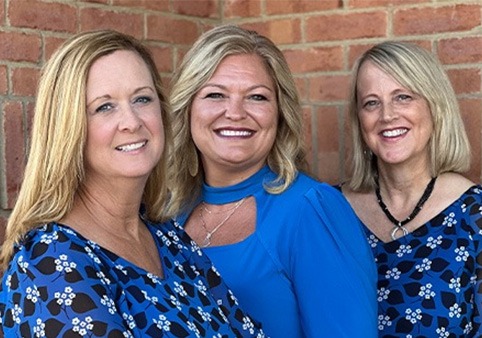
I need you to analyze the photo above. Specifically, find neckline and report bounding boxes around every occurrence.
[363,185,478,245]
[202,166,273,204]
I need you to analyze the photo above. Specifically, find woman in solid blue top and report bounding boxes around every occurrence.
[167,24,377,337]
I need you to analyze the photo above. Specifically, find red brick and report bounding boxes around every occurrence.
[438,37,482,64]
[394,4,481,36]
[12,67,40,97]
[44,36,68,61]
[283,46,343,73]
[26,102,35,144]
[3,101,26,209]
[172,0,219,18]
[84,0,109,3]
[459,98,482,182]
[0,65,7,95]
[113,0,169,11]
[316,106,339,153]
[146,45,173,73]
[224,0,261,18]
[309,74,351,103]
[0,0,4,26]
[447,68,481,95]
[306,11,386,42]
[9,0,77,33]
[147,15,199,44]
[316,105,343,183]
[350,0,427,8]
[80,8,143,39]
[241,19,302,45]
[294,76,308,101]
[0,32,41,62]
[266,0,339,15]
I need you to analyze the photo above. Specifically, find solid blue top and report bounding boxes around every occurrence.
[177,166,378,337]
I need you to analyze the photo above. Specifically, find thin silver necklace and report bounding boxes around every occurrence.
[199,198,246,247]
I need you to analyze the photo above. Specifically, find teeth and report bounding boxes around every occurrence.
[116,141,146,152]
[219,130,252,137]
[382,129,407,137]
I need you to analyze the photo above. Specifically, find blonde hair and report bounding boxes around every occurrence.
[0,30,173,270]
[167,24,306,214]
[348,41,470,192]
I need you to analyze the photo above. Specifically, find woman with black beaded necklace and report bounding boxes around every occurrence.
[339,41,482,336]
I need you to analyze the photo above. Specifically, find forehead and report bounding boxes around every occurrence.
[211,53,274,83]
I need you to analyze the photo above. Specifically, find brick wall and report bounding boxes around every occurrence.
[1,0,482,236]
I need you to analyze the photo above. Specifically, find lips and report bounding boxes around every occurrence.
[216,129,254,137]
[115,141,147,152]
[381,128,408,138]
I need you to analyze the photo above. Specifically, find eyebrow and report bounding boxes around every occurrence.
[199,83,274,92]
[87,86,155,108]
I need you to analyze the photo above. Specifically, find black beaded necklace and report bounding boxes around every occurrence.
[375,175,437,240]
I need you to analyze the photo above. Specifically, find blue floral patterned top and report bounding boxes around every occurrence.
[0,220,266,337]
[363,185,482,337]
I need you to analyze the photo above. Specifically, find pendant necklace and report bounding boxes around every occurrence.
[375,176,437,241]
[199,198,246,247]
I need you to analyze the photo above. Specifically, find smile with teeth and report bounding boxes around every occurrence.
[218,129,253,137]
[382,128,408,138]
[116,141,147,152]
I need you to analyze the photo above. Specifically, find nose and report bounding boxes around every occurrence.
[119,104,142,132]
[380,102,398,122]
[224,97,247,120]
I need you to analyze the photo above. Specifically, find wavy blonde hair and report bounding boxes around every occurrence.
[0,30,173,270]
[167,24,307,215]
[348,41,470,192]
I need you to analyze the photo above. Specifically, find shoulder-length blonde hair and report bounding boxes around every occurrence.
[0,30,172,270]
[167,24,306,215]
[348,41,470,192]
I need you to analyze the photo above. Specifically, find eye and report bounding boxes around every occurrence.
[250,94,268,101]
[204,92,225,99]
[134,96,153,104]
[95,102,114,113]
[395,94,412,102]
[362,99,379,110]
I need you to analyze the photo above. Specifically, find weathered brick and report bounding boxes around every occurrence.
[316,151,340,184]
[80,8,143,39]
[0,0,4,26]
[266,0,339,15]
[438,37,482,64]
[0,65,7,95]
[306,11,386,42]
[12,67,40,97]
[241,19,302,45]
[113,0,169,11]
[146,44,173,73]
[3,101,25,209]
[172,0,219,18]
[283,46,343,73]
[44,36,68,61]
[316,106,339,153]
[350,0,426,8]
[394,4,481,36]
[447,68,481,95]
[147,15,199,44]
[459,98,482,182]
[309,74,351,103]
[302,105,313,167]
[0,32,41,62]
[9,0,77,32]
[224,0,261,18]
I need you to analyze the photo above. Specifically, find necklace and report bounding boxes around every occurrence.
[375,176,437,241]
[199,198,246,247]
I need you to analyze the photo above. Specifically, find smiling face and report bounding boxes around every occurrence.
[84,50,164,183]
[356,60,433,169]
[190,53,279,183]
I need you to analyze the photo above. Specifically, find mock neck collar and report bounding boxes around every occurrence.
[202,166,274,204]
